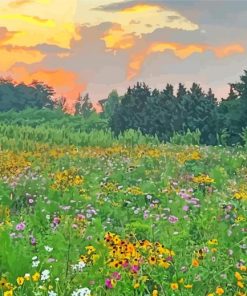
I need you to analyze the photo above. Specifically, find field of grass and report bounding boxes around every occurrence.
[0,126,246,296]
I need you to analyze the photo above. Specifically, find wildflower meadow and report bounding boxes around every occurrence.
[0,125,246,296]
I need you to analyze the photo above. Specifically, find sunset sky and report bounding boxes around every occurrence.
[1,0,247,107]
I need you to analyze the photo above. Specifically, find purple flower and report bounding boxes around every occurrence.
[30,236,37,246]
[16,222,26,231]
[168,215,179,224]
[183,205,189,212]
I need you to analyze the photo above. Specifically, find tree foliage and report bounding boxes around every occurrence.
[0,78,55,111]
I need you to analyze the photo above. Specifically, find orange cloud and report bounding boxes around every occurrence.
[127,42,245,80]
[0,28,18,46]
[212,44,245,58]
[10,67,87,112]
[101,25,136,50]
[121,4,163,13]
[0,46,45,71]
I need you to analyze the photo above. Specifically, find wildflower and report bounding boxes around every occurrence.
[168,215,179,224]
[170,283,179,290]
[32,272,40,282]
[44,246,53,252]
[192,259,199,267]
[152,289,159,296]
[71,287,91,296]
[208,294,215,296]
[133,282,140,289]
[208,239,218,245]
[105,278,116,289]
[0,277,8,288]
[48,291,57,296]
[17,276,24,286]
[237,281,244,288]
[235,272,243,281]
[216,287,224,295]
[4,291,13,296]
[32,257,40,268]
[111,272,121,281]
[41,270,50,281]
[86,246,96,255]
[72,261,86,272]
[184,284,193,289]
[24,274,30,281]
[16,222,26,231]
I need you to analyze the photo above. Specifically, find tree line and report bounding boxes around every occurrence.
[1,70,247,146]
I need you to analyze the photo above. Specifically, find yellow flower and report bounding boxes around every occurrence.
[216,287,224,295]
[32,272,40,282]
[237,281,244,289]
[4,291,13,296]
[17,276,24,286]
[170,283,179,290]
[86,245,96,254]
[0,277,7,288]
[235,272,243,281]
[178,278,184,284]
[152,289,158,296]
[208,294,215,296]
[184,284,193,289]
[208,239,218,245]
[240,265,246,271]
[133,282,140,289]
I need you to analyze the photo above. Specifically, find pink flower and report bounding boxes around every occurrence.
[111,272,121,281]
[131,265,139,273]
[105,278,113,289]
[16,222,26,231]
[168,215,179,224]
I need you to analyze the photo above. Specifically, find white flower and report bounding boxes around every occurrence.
[48,291,57,296]
[71,261,86,272]
[41,269,50,281]
[32,260,40,268]
[71,287,91,296]
[44,246,53,252]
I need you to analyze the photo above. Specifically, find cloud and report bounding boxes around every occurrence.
[0,0,80,48]
[0,27,18,45]
[0,45,45,71]
[127,42,245,80]
[0,14,55,27]
[80,0,199,41]
[211,44,245,58]
[101,24,137,50]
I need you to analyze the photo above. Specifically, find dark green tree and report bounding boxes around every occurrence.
[75,93,95,118]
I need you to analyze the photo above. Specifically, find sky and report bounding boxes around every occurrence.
[1,0,247,109]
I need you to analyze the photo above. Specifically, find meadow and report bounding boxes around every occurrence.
[0,125,246,296]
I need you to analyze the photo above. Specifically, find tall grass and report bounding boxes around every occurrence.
[0,124,161,150]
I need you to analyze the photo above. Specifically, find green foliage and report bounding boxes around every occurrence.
[170,129,201,146]
[75,93,95,118]
[240,127,247,147]
[0,124,160,150]
[0,79,55,111]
